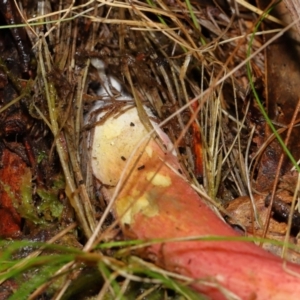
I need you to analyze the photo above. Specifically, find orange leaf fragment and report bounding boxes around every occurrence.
[0,149,23,238]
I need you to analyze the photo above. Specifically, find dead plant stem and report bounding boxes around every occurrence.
[38,36,93,238]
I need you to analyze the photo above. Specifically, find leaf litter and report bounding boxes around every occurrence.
[0,0,300,299]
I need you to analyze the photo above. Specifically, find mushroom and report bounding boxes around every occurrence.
[87,58,300,299]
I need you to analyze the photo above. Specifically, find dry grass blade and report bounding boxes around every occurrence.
[37,35,95,238]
